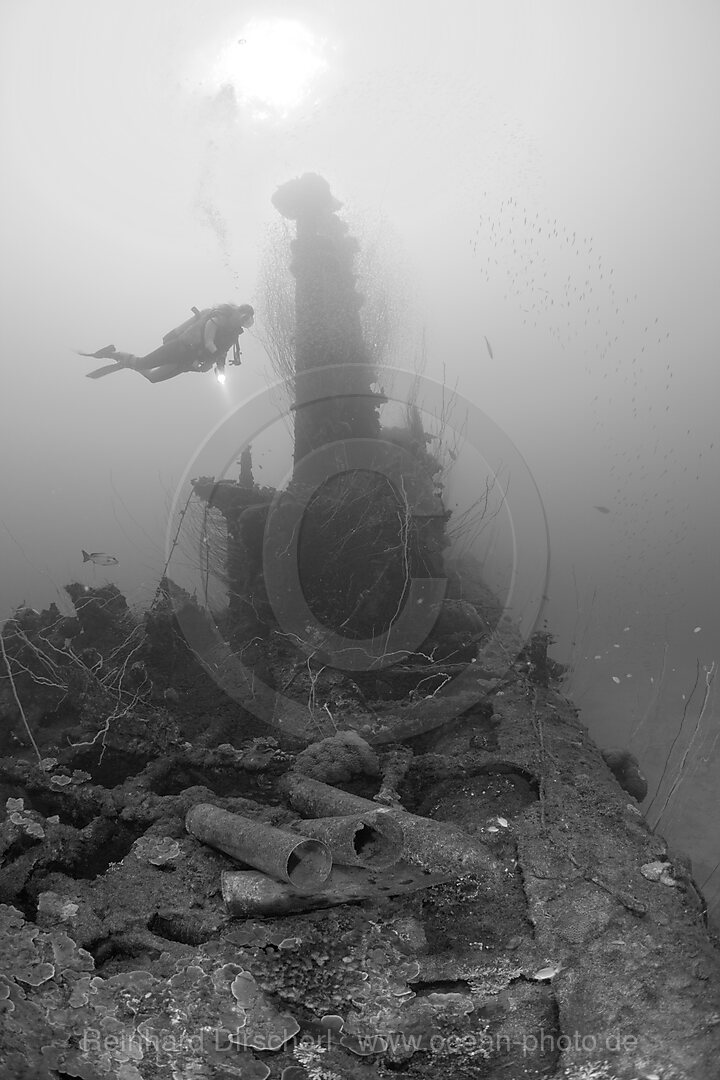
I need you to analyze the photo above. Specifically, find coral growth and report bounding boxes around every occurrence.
[0,902,299,1079]
[292,731,380,784]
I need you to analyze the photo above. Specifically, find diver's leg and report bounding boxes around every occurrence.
[135,365,184,383]
[129,353,169,371]
[131,343,196,372]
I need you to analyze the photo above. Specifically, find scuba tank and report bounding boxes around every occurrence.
[162,306,215,347]
[159,304,249,376]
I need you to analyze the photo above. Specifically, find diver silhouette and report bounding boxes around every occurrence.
[80,304,254,383]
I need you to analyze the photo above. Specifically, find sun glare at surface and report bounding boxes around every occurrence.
[213,19,327,117]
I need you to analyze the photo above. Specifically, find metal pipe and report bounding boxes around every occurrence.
[185,803,332,891]
[221,861,452,917]
[221,870,312,916]
[280,774,497,877]
[288,812,403,869]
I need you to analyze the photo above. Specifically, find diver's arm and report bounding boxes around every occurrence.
[194,356,216,372]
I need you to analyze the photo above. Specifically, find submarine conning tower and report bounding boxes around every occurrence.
[271,173,382,471]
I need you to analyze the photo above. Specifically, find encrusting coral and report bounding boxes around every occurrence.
[0,902,298,1079]
[291,730,380,784]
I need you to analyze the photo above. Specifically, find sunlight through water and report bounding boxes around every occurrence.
[212,18,327,118]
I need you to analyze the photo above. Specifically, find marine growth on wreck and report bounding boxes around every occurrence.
[1,175,719,1080]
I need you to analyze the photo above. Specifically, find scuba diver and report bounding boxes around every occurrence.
[80,303,255,383]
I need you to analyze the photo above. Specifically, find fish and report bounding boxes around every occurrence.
[484,335,494,359]
[82,550,119,566]
[532,962,563,981]
[593,505,611,514]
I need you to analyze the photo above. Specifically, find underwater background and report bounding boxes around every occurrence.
[1,0,718,922]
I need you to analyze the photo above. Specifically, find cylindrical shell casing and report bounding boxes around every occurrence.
[220,862,451,917]
[185,803,331,891]
[289,812,403,869]
[222,870,321,916]
[280,774,497,877]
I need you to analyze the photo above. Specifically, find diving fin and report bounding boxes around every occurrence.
[77,344,117,359]
[86,361,128,379]
[85,350,137,378]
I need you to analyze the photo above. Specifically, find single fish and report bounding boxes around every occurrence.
[484,335,494,359]
[593,505,610,514]
[532,962,563,981]
[82,550,119,566]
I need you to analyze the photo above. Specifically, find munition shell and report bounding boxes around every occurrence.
[185,803,331,891]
